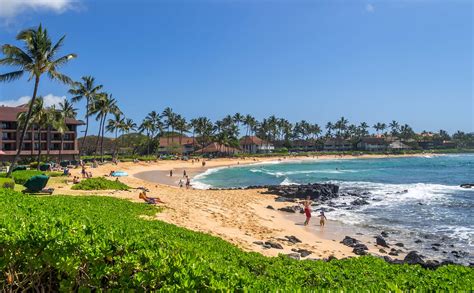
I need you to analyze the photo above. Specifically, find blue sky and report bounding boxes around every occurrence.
[0,0,472,135]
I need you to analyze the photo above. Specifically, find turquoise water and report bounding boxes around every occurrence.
[193,154,474,263]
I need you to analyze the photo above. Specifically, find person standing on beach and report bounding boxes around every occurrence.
[183,170,187,177]
[303,196,312,226]
[169,170,173,177]
[185,176,191,189]
[318,211,328,227]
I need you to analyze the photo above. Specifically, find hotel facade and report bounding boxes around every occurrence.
[0,105,84,162]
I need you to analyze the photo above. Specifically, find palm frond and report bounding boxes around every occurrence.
[0,70,24,82]
[50,35,66,57]
[48,70,74,85]
[53,53,77,67]
[1,45,32,64]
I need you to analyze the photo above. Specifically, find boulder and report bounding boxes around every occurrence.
[265,241,283,249]
[253,241,263,245]
[404,251,424,265]
[460,183,474,188]
[266,205,275,210]
[264,183,340,201]
[341,236,359,247]
[395,243,404,247]
[375,236,389,248]
[291,248,312,257]
[379,249,387,254]
[351,199,369,206]
[285,235,302,244]
[381,231,389,238]
[278,206,301,213]
[286,253,301,260]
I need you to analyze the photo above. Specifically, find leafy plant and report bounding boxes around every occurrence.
[0,189,472,291]
[0,178,15,189]
[0,170,62,185]
[71,177,130,190]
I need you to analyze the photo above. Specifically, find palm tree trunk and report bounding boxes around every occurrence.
[79,98,90,157]
[8,76,40,177]
[100,115,107,162]
[36,132,42,170]
[59,134,64,163]
[94,116,103,157]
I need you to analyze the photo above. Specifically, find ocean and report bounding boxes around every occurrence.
[193,154,474,264]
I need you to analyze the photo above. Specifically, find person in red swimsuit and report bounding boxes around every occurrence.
[303,196,312,226]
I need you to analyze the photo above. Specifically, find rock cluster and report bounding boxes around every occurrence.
[263,183,340,200]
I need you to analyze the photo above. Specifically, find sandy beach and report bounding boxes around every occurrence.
[52,154,427,259]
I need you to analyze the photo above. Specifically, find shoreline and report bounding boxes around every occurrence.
[49,153,462,262]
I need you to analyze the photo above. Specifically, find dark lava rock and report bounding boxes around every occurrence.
[353,247,367,255]
[414,239,422,244]
[395,243,404,247]
[388,251,398,256]
[351,199,369,206]
[285,235,302,244]
[266,205,275,210]
[262,244,271,249]
[375,236,390,248]
[286,253,301,260]
[291,248,312,257]
[460,183,474,188]
[326,255,338,262]
[381,231,389,238]
[432,243,441,247]
[253,241,263,245]
[341,236,359,247]
[379,249,387,254]
[278,206,301,213]
[422,260,440,270]
[265,241,283,249]
[431,246,439,252]
[404,251,424,265]
[263,183,340,201]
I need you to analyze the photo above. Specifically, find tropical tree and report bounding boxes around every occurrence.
[243,114,257,137]
[56,99,77,162]
[161,107,177,144]
[334,117,349,138]
[69,76,103,153]
[0,24,77,176]
[389,120,400,137]
[175,115,189,145]
[106,113,124,159]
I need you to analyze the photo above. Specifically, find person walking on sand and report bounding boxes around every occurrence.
[178,178,184,188]
[183,170,187,177]
[303,196,312,226]
[169,170,173,177]
[185,176,191,189]
[318,211,328,227]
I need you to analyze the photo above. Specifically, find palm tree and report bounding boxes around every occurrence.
[243,114,257,137]
[106,113,124,159]
[56,99,77,162]
[161,107,176,144]
[325,122,334,138]
[139,119,154,156]
[69,76,103,153]
[373,122,383,135]
[389,120,400,137]
[335,117,349,138]
[359,122,369,137]
[0,24,77,176]
[89,93,120,160]
[233,113,243,134]
[175,115,189,145]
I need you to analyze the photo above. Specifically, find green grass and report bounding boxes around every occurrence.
[0,170,63,185]
[0,189,472,291]
[0,178,14,189]
[71,177,130,190]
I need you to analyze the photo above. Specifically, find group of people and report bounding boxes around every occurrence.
[302,196,327,227]
[179,170,191,189]
[81,165,93,178]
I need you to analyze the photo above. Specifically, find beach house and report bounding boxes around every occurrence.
[157,135,196,155]
[195,142,240,156]
[239,136,274,154]
[323,138,353,151]
[357,137,388,152]
[0,105,84,162]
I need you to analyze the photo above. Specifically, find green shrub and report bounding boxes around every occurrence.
[0,189,472,291]
[71,177,130,190]
[0,178,15,189]
[0,170,63,185]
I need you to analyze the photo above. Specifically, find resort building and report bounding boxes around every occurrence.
[323,138,353,151]
[357,137,388,152]
[0,105,84,162]
[388,141,411,151]
[157,135,197,155]
[195,142,240,156]
[239,136,275,154]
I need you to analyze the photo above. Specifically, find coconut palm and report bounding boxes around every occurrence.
[175,115,189,145]
[106,113,124,159]
[243,114,257,137]
[0,24,77,175]
[161,107,177,144]
[325,122,334,138]
[69,76,103,153]
[56,99,77,162]
[389,120,400,137]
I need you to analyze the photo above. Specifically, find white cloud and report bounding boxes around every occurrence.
[365,4,375,13]
[0,94,65,107]
[0,0,77,19]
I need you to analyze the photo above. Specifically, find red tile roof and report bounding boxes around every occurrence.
[158,135,196,147]
[196,142,240,153]
[240,136,270,146]
[0,105,84,125]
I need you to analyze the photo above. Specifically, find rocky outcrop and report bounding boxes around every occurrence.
[375,235,389,248]
[263,183,340,200]
[460,183,474,188]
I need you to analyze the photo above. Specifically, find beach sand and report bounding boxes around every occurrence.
[51,154,421,259]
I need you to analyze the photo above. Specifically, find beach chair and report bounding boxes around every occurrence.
[22,175,54,195]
